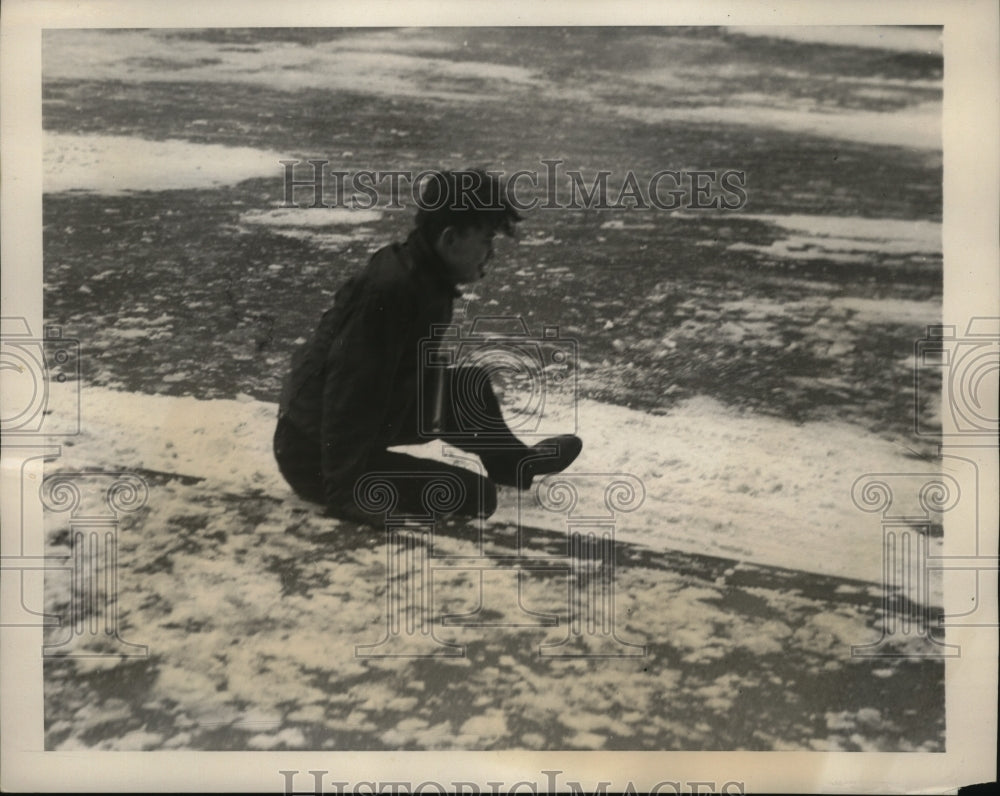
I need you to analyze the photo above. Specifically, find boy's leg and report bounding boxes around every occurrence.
[356,449,497,519]
[426,365,527,481]
[434,366,582,488]
[378,366,527,490]
[275,417,495,520]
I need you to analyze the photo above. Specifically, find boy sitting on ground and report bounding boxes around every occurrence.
[274,169,581,523]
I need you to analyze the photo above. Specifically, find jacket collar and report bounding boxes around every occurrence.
[407,228,462,298]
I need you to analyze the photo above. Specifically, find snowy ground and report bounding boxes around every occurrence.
[41,385,944,751]
[36,26,946,751]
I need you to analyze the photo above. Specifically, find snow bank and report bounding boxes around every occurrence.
[46,384,941,589]
[616,100,941,151]
[42,29,536,102]
[240,208,383,227]
[723,213,941,265]
[726,26,942,54]
[742,215,941,252]
[44,133,287,194]
[238,207,382,250]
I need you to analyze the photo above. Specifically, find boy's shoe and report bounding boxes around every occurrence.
[492,434,583,490]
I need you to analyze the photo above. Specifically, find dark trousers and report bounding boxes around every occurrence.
[273,367,529,520]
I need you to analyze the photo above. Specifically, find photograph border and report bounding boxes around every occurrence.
[2,0,997,792]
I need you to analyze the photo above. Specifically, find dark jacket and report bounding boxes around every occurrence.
[277,228,460,507]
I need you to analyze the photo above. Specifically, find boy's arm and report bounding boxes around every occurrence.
[319,277,415,513]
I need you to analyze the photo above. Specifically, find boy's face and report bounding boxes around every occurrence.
[436,225,496,284]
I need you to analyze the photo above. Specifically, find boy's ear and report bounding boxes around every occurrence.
[434,226,459,253]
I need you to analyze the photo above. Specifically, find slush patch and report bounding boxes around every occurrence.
[44,133,287,194]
